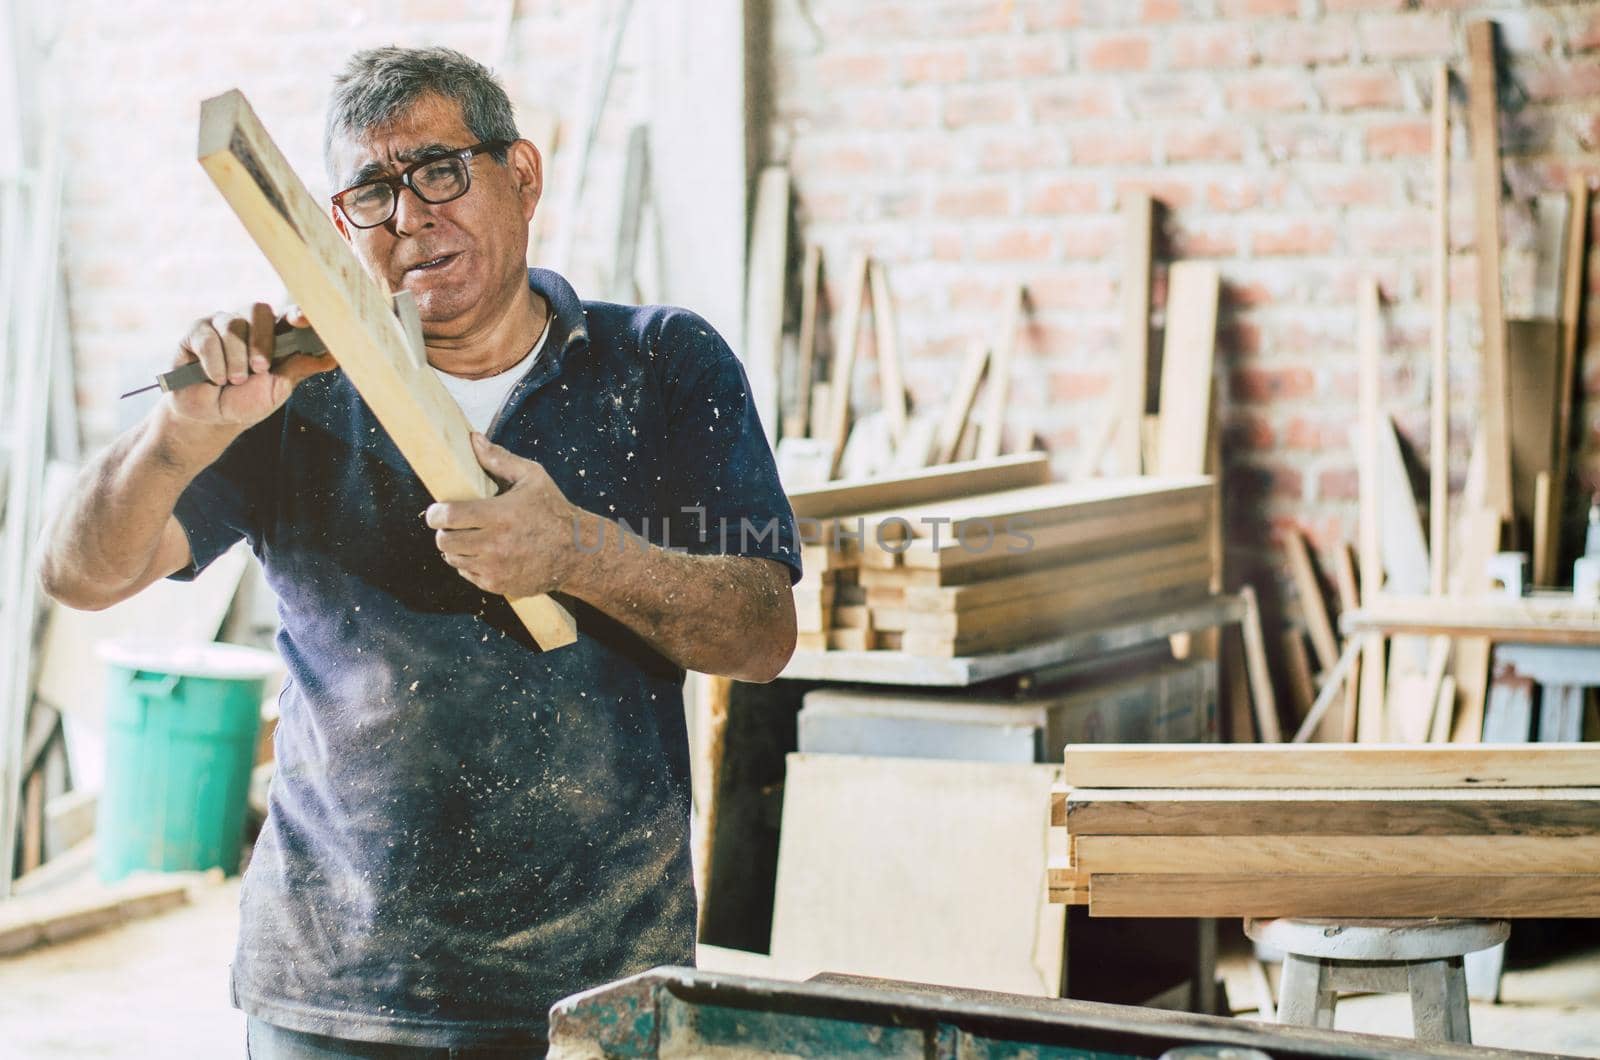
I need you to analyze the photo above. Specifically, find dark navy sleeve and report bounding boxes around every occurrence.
[655,311,802,585]
[169,411,281,581]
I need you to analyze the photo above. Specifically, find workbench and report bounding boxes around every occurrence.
[547,966,1540,1058]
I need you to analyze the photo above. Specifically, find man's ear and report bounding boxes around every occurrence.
[509,140,543,223]
[331,206,351,242]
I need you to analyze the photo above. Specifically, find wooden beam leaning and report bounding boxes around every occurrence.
[1467,21,1514,519]
[1431,61,1451,597]
[1155,263,1220,477]
[1355,278,1386,740]
[197,90,577,650]
[1115,192,1154,476]
[1285,530,1339,674]
[1061,742,1600,789]
[1552,175,1591,581]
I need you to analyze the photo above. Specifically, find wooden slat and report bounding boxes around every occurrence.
[1060,742,1600,789]
[1155,263,1220,477]
[868,261,908,445]
[1285,531,1339,674]
[1087,873,1600,918]
[1377,417,1430,594]
[1467,20,1514,519]
[197,90,575,650]
[788,452,1049,522]
[899,495,1212,584]
[977,286,1024,460]
[825,253,872,479]
[1552,175,1591,578]
[745,166,789,446]
[784,243,823,440]
[935,341,989,465]
[1116,192,1154,476]
[903,538,1210,614]
[1450,507,1504,741]
[1239,585,1283,742]
[901,552,1212,636]
[1344,593,1600,646]
[1056,786,1600,836]
[1432,62,1452,597]
[1507,319,1563,556]
[1075,835,1600,875]
[850,477,1214,546]
[1356,278,1387,741]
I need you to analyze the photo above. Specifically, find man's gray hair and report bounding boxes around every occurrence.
[324,46,519,186]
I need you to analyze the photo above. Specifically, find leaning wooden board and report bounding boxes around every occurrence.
[197,90,575,650]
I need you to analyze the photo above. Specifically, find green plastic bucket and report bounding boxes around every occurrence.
[95,639,281,881]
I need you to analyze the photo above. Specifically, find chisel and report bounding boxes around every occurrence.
[120,324,328,398]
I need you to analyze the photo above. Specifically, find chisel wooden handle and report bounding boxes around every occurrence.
[146,325,328,394]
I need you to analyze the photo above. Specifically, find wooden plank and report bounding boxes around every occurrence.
[935,341,989,465]
[0,872,203,957]
[744,166,789,446]
[901,574,1212,658]
[1281,631,1318,736]
[1285,530,1338,674]
[1087,873,1600,919]
[1432,61,1452,596]
[197,90,574,649]
[903,537,1210,614]
[1060,742,1600,789]
[1058,787,1600,836]
[1344,593,1600,646]
[1467,20,1514,519]
[868,261,907,445]
[1507,319,1562,551]
[1238,585,1283,742]
[976,286,1024,460]
[1116,192,1154,476]
[1331,540,1363,742]
[900,496,1212,584]
[1356,277,1387,741]
[1377,417,1430,594]
[1074,835,1600,875]
[900,552,1212,637]
[1450,507,1503,741]
[787,452,1049,523]
[784,244,823,440]
[1552,175,1591,576]
[1534,471,1553,585]
[1155,263,1220,477]
[825,253,872,479]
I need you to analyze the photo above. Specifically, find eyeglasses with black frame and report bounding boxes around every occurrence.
[331,140,512,229]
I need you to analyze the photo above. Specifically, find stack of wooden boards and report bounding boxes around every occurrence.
[788,454,1219,658]
[1048,743,1600,918]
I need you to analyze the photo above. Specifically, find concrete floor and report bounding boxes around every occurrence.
[5,887,1600,1058]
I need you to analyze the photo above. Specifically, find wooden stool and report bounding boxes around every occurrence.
[1244,918,1510,1044]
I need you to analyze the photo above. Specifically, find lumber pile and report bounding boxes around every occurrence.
[1048,743,1600,918]
[788,455,1219,658]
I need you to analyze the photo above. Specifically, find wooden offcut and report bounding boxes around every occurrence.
[825,253,872,479]
[977,285,1024,460]
[1155,263,1220,477]
[1116,192,1154,476]
[868,261,908,446]
[788,452,1050,522]
[1061,742,1600,789]
[1467,20,1514,519]
[197,90,575,650]
[1285,530,1339,674]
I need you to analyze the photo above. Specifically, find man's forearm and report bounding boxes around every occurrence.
[560,509,796,682]
[40,407,234,610]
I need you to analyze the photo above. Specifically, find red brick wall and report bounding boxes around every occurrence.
[49,0,1600,610]
[766,0,1600,599]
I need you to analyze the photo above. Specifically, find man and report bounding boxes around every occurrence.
[41,46,799,1057]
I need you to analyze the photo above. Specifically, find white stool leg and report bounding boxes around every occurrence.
[1408,957,1472,1043]
[1278,953,1336,1029]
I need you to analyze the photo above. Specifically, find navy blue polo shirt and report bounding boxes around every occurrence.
[171,268,800,1048]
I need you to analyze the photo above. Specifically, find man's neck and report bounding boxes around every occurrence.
[426,281,549,381]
